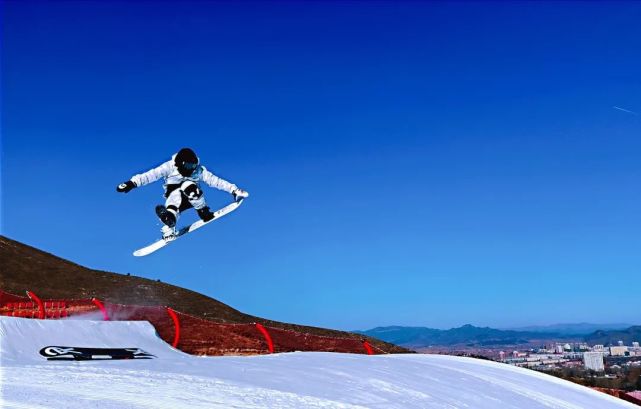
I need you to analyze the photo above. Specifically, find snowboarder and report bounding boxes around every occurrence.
[117,148,248,240]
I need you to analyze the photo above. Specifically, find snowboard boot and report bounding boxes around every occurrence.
[197,206,215,222]
[156,205,177,240]
[155,205,177,227]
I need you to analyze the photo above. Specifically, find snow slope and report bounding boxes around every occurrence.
[0,317,635,409]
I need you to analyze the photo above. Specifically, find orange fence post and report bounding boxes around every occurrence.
[255,323,274,353]
[363,340,374,355]
[26,291,45,319]
[92,298,109,320]
[166,307,181,348]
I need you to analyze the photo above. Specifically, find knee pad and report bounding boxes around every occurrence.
[180,181,203,202]
[166,205,179,215]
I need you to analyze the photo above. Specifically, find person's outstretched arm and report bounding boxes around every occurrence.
[116,160,173,193]
[201,166,249,201]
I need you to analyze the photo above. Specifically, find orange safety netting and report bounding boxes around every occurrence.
[0,289,380,356]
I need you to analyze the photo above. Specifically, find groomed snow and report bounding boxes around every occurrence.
[0,317,636,409]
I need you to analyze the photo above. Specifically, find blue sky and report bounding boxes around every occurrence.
[2,1,640,330]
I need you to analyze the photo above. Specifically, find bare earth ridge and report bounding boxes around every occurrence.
[0,235,408,354]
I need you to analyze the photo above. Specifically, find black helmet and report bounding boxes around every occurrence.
[175,148,199,176]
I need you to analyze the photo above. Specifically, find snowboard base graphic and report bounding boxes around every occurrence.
[40,346,155,361]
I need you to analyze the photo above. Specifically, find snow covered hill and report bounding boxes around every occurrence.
[0,316,636,409]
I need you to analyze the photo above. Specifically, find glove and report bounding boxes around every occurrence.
[232,188,249,202]
[116,180,136,193]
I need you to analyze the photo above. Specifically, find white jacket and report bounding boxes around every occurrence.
[130,154,238,194]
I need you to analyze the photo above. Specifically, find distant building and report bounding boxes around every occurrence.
[564,352,583,360]
[632,342,639,348]
[617,340,624,346]
[555,345,564,354]
[609,346,628,357]
[499,351,506,361]
[593,345,605,351]
[583,352,604,371]
[526,354,550,362]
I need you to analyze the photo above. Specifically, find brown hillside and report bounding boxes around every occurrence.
[0,235,409,354]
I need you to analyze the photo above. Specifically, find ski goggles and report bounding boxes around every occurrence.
[180,162,199,171]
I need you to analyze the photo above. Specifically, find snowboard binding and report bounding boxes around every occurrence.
[156,205,178,241]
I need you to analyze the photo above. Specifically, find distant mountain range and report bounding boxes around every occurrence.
[585,326,641,346]
[355,324,558,348]
[506,323,633,336]
[356,324,641,348]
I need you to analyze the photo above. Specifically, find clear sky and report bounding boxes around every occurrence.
[2,1,640,331]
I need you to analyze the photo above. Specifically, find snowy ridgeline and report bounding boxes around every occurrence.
[0,317,636,409]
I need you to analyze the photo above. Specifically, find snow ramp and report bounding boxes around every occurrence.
[0,316,186,364]
[1,316,637,409]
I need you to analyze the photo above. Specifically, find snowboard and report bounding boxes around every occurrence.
[40,346,155,361]
[133,199,244,257]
